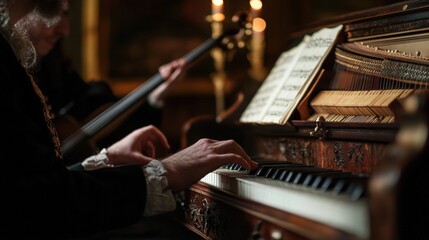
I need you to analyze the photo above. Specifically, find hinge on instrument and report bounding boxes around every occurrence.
[310,116,328,140]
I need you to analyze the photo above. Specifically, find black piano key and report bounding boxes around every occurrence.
[263,163,308,178]
[277,169,290,181]
[269,167,302,180]
[220,164,229,169]
[250,163,304,176]
[233,164,245,171]
[302,174,315,186]
[242,158,287,174]
[305,172,345,187]
[270,168,283,179]
[320,175,365,192]
[224,159,307,175]
[285,168,316,183]
[311,172,355,190]
[292,169,342,185]
[343,177,369,198]
[284,171,298,182]
[254,165,276,176]
[346,181,367,200]
[274,167,313,181]
[320,176,344,192]
[302,171,345,187]
[334,177,364,192]
[292,172,309,184]
[332,180,347,194]
[335,176,368,194]
[228,163,237,170]
[220,163,246,171]
[264,168,278,178]
[221,163,235,169]
[248,164,272,175]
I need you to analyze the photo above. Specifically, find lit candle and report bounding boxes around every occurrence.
[252,17,266,45]
[210,0,224,36]
[249,17,267,81]
[249,0,262,18]
[212,0,224,19]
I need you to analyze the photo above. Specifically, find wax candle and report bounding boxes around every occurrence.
[211,0,224,22]
[252,17,266,38]
[212,0,223,15]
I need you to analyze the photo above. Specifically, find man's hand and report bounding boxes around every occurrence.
[106,125,170,166]
[161,138,258,192]
[149,58,188,107]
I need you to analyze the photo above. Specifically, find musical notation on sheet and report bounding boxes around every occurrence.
[240,25,343,124]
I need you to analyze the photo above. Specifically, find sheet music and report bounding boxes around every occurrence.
[240,25,343,124]
[240,41,306,122]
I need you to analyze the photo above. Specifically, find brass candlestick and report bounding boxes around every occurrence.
[209,13,227,116]
[248,17,267,81]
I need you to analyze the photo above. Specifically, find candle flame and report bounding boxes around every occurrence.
[249,0,262,10]
[212,0,223,7]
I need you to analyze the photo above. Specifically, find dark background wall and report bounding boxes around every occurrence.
[64,0,401,81]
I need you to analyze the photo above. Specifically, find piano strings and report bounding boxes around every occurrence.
[309,41,429,123]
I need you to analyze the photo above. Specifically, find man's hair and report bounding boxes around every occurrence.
[34,0,62,16]
[33,0,63,26]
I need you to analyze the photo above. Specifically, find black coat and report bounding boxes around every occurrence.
[0,33,147,238]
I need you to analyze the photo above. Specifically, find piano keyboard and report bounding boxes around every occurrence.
[199,160,370,239]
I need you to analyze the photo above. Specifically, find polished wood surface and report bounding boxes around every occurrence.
[177,1,429,239]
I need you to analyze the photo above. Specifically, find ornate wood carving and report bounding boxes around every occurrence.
[188,194,225,239]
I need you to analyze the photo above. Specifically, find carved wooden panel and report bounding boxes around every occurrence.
[175,183,361,240]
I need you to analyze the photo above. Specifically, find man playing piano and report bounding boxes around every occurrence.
[0,0,258,238]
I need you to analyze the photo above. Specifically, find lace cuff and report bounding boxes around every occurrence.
[142,160,176,216]
[81,148,113,171]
